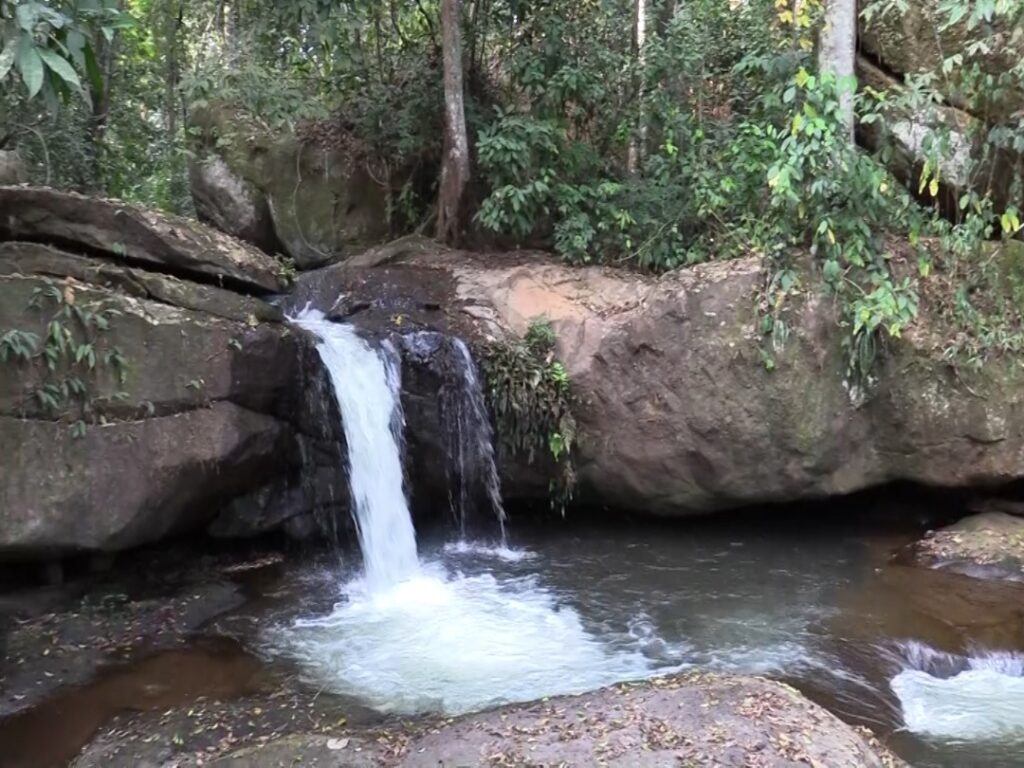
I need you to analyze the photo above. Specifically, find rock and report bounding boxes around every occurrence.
[204,674,901,767]
[190,106,392,269]
[0,186,286,293]
[0,150,27,185]
[303,246,1024,515]
[0,198,343,560]
[856,55,1020,216]
[911,512,1024,582]
[189,154,281,256]
[860,0,1024,119]
[857,2,1024,214]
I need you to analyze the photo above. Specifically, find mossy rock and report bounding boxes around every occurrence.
[190,105,391,269]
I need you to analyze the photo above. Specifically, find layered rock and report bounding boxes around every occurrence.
[0,187,344,559]
[189,107,393,269]
[857,2,1024,213]
[301,246,1024,515]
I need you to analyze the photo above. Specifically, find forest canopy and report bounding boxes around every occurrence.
[2,0,1023,380]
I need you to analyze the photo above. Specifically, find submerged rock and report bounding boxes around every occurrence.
[195,674,901,767]
[912,512,1024,582]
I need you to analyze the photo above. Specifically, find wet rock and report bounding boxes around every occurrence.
[912,512,1024,582]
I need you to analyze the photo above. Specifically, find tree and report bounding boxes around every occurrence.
[817,0,856,142]
[437,0,470,245]
[627,0,648,176]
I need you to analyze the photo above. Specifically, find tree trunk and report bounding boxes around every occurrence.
[437,0,470,245]
[627,0,648,176]
[818,0,856,143]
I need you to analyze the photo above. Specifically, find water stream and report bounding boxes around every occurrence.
[290,308,419,589]
[277,311,1024,766]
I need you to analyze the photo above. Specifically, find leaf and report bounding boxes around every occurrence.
[37,47,81,90]
[928,178,940,198]
[15,38,44,98]
[0,37,17,81]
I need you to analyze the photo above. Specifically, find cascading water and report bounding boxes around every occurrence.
[889,641,1024,741]
[270,311,660,715]
[290,308,419,588]
[400,331,506,537]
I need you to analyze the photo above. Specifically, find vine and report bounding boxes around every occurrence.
[1,279,130,436]
[480,318,577,513]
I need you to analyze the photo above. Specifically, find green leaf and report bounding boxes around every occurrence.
[0,37,17,81]
[37,47,81,90]
[15,38,44,98]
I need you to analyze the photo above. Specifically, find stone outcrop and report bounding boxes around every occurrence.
[189,107,392,269]
[0,187,345,560]
[302,245,1024,515]
[911,512,1024,582]
[187,674,900,768]
[857,3,1024,213]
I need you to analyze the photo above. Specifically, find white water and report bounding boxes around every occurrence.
[290,308,419,589]
[281,563,656,714]
[280,309,654,714]
[891,642,1024,741]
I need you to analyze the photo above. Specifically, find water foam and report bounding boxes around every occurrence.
[891,642,1024,742]
[277,565,655,715]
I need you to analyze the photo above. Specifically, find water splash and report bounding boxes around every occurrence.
[891,640,1024,741]
[291,308,419,589]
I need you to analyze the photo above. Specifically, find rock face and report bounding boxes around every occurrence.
[189,107,392,269]
[0,188,345,559]
[857,3,1023,213]
[304,247,1024,515]
[197,674,900,768]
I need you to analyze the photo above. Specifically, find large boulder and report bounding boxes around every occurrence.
[0,190,345,560]
[189,107,391,269]
[188,154,280,256]
[301,246,1024,515]
[192,674,900,768]
[0,150,26,185]
[857,3,1024,213]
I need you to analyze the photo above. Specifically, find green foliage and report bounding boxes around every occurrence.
[2,279,130,435]
[480,319,577,512]
[0,0,130,106]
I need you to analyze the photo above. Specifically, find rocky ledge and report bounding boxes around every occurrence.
[0,187,346,561]
[299,243,1024,515]
[75,674,901,768]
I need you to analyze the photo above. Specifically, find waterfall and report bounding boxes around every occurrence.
[401,332,506,537]
[291,308,419,589]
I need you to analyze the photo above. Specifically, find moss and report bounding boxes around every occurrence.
[479,330,577,511]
